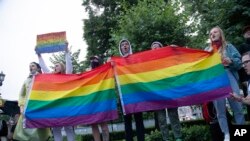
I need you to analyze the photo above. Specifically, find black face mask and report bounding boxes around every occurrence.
[91,61,100,69]
[246,38,250,44]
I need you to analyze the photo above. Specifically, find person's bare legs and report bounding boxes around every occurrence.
[100,122,109,141]
[91,124,101,141]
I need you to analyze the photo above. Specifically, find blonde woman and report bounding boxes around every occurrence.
[206,26,245,141]
[38,42,75,141]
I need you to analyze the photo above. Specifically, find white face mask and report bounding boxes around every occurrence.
[30,70,37,75]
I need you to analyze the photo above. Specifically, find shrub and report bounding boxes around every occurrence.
[145,129,163,141]
[181,125,211,141]
[144,124,211,141]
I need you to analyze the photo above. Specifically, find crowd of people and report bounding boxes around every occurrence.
[6,25,250,141]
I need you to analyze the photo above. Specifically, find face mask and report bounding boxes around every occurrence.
[246,38,250,43]
[30,70,37,75]
[91,61,100,69]
[28,70,38,78]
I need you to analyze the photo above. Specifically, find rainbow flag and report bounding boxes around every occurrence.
[24,63,118,128]
[111,46,231,114]
[35,31,67,54]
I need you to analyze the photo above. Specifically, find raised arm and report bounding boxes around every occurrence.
[65,42,73,74]
[37,53,50,73]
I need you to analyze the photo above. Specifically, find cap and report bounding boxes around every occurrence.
[151,41,163,48]
[90,55,99,60]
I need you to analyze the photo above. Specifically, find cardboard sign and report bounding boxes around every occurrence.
[35,31,66,54]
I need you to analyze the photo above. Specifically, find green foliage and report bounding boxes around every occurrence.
[144,124,211,141]
[55,120,211,141]
[145,124,211,141]
[0,114,10,121]
[180,119,206,127]
[110,0,191,55]
[181,125,211,141]
[82,0,250,59]
[181,0,250,46]
[49,48,86,73]
[82,0,173,61]
[83,13,116,60]
[145,129,163,141]
[82,0,139,61]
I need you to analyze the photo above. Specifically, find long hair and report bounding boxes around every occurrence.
[209,26,227,53]
[53,62,66,74]
[30,62,42,74]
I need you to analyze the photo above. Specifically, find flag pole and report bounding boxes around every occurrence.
[111,60,126,115]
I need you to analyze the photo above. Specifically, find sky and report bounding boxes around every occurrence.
[0,0,88,100]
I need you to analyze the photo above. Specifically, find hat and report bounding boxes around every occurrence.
[243,25,250,34]
[151,41,163,48]
[90,55,99,60]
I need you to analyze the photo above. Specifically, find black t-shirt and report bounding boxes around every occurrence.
[0,120,8,136]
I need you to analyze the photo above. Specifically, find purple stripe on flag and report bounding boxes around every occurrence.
[124,86,231,114]
[25,110,118,128]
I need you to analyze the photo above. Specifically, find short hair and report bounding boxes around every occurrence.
[243,25,250,34]
[242,51,250,58]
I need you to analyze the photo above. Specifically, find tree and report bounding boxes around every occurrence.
[110,0,192,55]
[82,0,173,61]
[49,48,86,73]
[82,0,138,61]
[181,0,250,47]
[82,0,250,56]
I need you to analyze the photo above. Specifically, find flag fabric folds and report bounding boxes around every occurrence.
[25,63,118,128]
[25,46,232,128]
[111,46,231,115]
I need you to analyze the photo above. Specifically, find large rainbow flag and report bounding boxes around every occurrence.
[111,46,231,114]
[35,31,67,54]
[24,63,118,128]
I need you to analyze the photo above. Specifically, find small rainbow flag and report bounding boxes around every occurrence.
[111,46,231,114]
[25,63,118,128]
[35,31,67,54]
